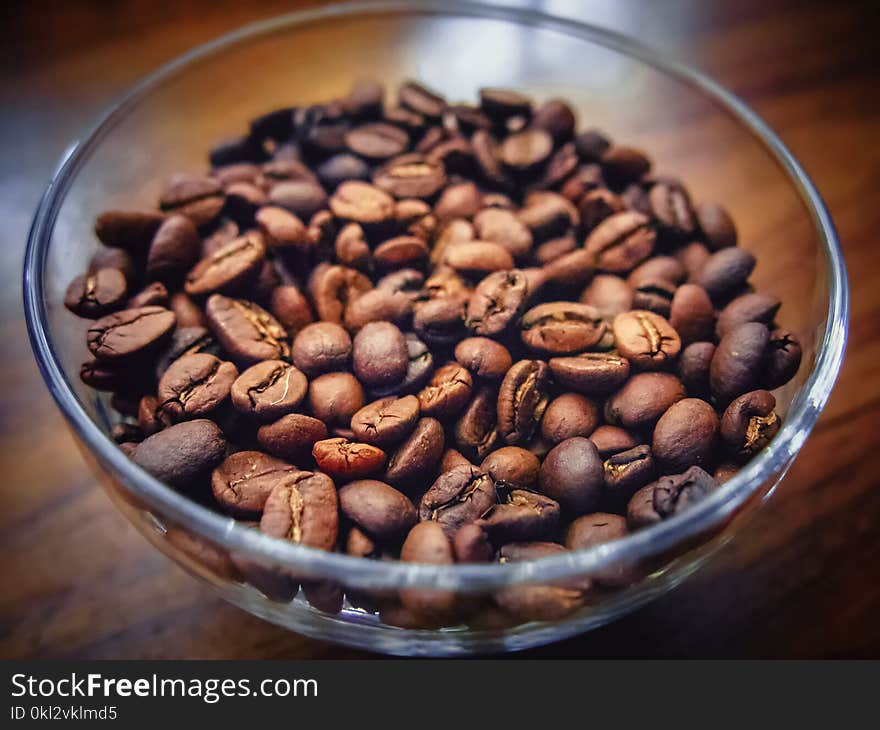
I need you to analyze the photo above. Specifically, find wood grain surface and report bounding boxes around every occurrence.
[1,0,878,658]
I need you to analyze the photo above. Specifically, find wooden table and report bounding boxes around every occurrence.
[2,0,878,658]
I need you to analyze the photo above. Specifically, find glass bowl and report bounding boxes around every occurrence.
[23,0,847,655]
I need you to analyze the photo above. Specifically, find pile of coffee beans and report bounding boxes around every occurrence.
[68,79,802,626]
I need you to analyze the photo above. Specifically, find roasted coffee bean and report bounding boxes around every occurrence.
[334,222,371,271]
[156,353,238,422]
[353,321,409,388]
[159,174,225,228]
[345,122,410,161]
[89,246,137,285]
[230,360,307,421]
[64,267,128,318]
[399,522,456,618]
[648,181,697,239]
[373,154,446,199]
[473,208,533,259]
[223,182,267,226]
[377,268,425,296]
[480,446,540,491]
[329,180,396,227]
[211,451,299,517]
[519,192,578,242]
[341,78,384,119]
[720,390,780,461]
[399,81,446,119]
[628,256,686,288]
[716,292,781,339]
[312,438,386,480]
[205,294,290,365]
[371,333,434,397]
[534,235,576,265]
[579,275,634,321]
[260,471,338,552]
[137,395,162,436]
[532,99,576,143]
[339,480,417,541]
[87,306,176,363]
[454,337,512,381]
[465,269,529,336]
[426,138,475,177]
[351,395,420,446]
[443,241,514,277]
[521,302,607,355]
[373,235,429,271]
[599,145,651,186]
[316,153,371,189]
[266,285,313,338]
[710,322,770,403]
[652,398,719,473]
[541,393,599,444]
[143,214,201,284]
[418,363,473,418]
[257,413,328,460]
[578,188,625,231]
[499,129,553,173]
[170,291,206,327]
[133,419,227,489]
[677,341,715,397]
[678,240,711,280]
[308,372,365,427]
[590,425,638,458]
[94,209,165,251]
[445,104,492,135]
[269,180,328,220]
[630,279,675,318]
[419,465,496,537]
[309,265,372,324]
[762,330,802,390]
[384,417,445,489]
[696,201,737,250]
[454,387,500,462]
[561,162,604,201]
[651,466,718,518]
[453,523,493,563]
[605,372,686,430]
[154,326,218,379]
[602,445,655,513]
[542,247,594,290]
[626,483,661,530]
[565,513,639,586]
[255,206,310,251]
[479,490,560,542]
[291,322,352,376]
[612,310,681,370]
[696,247,756,301]
[128,281,169,309]
[668,284,715,345]
[185,232,265,296]
[479,88,532,120]
[497,360,551,445]
[584,211,655,274]
[574,129,611,162]
[441,448,474,472]
[538,436,605,516]
[209,134,265,167]
[471,130,513,191]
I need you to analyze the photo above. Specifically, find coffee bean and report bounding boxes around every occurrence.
[480,446,540,491]
[535,235,577,265]
[579,275,634,321]
[471,129,513,191]
[309,265,372,324]
[257,413,328,460]
[268,180,328,220]
[159,173,225,228]
[521,301,607,355]
[479,88,532,120]
[612,310,681,370]
[669,283,715,345]
[255,206,310,251]
[308,372,365,427]
[602,445,655,513]
[720,390,780,461]
[565,513,639,586]
[599,145,651,186]
[696,201,737,250]
[316,153,371,189]
[652,398,719,473]
[288,322,351,378]
[651,466,718,518]
[710,322,770,403]
[345,122,410,160]
[94,209,165,251]
[87,306,176,363]
[499,128,553,173]
[260,470,338,552]
[695,247,756,302]
[465,269,529,336]
[205,294,290,365]
[453,523,493,563]
[384,417,445,489]
[454,337,513,381]
[497,360,551,445]
[605,372,685,430]
[353,322,409,388]
[678,241,711,280]
[584,211,656,274]
[313,438,386,480]
[677,341,715,397]
[90,246,137,285]
[532,99,576,143]
[399,81,446,119]
[128,281,169,309]
[630,279,675,318]
[418,363,473,419]
[519,192,578,242]
[143,214,201,285]
[716,292,781,339]
[626,484,661,530]
[578,188,625,231]
[399,522,456,618]
[185,232,265,297]
[170,291,207,327]
[373,236,429,271]
[154,326,218,379]
[351,395,420,446]
[342,78,384,119]
[133,419,227,489]
[589,425,638,458]
[373,154,446,199]
[339,480,417,541]
[64,267,128,318]
[419,465,496,540]
[156,353,238,423]
[541,393,599,444]
[538,436,605,516]
[648,181,696,239]
[479,489,560,542]
[211,451,299,517]
[371,333,435,397]
[473,208,532,259]
[762,330,802,390]
[454,387,500,462]
[230,360,307,421]
[329,181,395,226]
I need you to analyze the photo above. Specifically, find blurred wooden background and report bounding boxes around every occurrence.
[1,0,878,658]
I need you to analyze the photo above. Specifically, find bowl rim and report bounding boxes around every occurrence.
[23,0,848,591]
